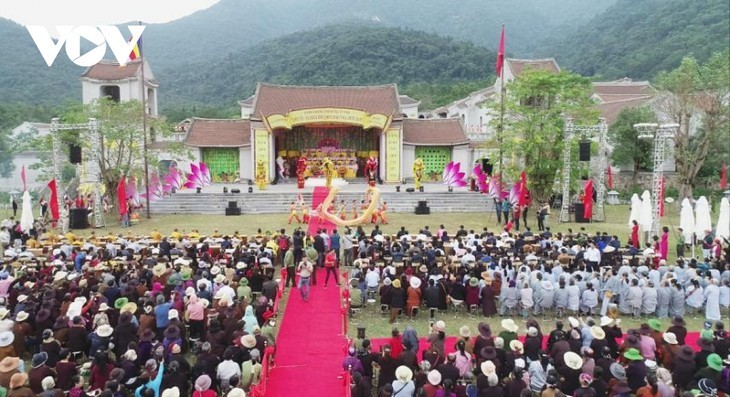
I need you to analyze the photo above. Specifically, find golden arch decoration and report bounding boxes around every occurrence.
[319,185,380,227]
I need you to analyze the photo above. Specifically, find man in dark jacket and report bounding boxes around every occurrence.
[424,279,441,309]
[436,353,461,385]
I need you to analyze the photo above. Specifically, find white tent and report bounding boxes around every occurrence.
[679,198,695,242]
[20,191,34,233]
[639,190,653,232]
[717,198,730,240]
[629,193,641,227]
[695,196,713,238]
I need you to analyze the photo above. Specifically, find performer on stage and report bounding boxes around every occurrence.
[302,205,310,224]
[288,202,301,224]
[338,200,347,220]
[351,199,359,219]
[296,156,308,189]
[365,156,378,187]
[413,158,424,190]
[377,201,388,224]
[323,157,335,189]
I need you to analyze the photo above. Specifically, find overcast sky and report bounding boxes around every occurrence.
[0,0,219,26]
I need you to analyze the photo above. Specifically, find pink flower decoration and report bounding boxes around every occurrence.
[442,161,467,188]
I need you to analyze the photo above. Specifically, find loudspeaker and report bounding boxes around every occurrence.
[225,207,241,216]
[418,200,428,208]
[574,203,589,223]
[579,141,591,162]
[405,188,415,193]
[230,189,241,194]
[481,159,493,175]
[69,145,82,164]
[69,208,89,229]
[415,200,430,215]
[228,201,238,209]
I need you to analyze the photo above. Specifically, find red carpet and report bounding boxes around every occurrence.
[307,186,336,235]
[266,268,346,396]
[370,331,705,358]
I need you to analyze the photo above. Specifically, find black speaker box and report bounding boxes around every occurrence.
[579,141,591,162]
[230,189,241,194]
[228,201,238,209]
[69,145,82,164]
[574,203,589,223]
[417,200,428,208]
[405,188,415,193]
[70,208,89,229]
[415,207,430,215]
[225,207,241,216]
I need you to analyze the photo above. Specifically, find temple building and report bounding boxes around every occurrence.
[175,83,472,184]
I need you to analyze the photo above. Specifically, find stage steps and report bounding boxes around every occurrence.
[150,190,495,215]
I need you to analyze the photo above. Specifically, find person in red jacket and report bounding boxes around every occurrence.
[323,248,339,288]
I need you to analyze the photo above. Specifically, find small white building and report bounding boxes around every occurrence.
[81,60,159,117]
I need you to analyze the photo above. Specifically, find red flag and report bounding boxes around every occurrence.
[607,166,614,189]
[659,176,666,217]
[496,25,505,77]
[518,171,528,207]
[21,166,26,192]
[47,179,59,221]
[583,180,594,220]
[117,176,127,218]
[721,164,727,190]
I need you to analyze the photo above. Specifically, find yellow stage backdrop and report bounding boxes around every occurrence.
[254,129,270,180]
[385,128,400,182]
[266,108,389,130]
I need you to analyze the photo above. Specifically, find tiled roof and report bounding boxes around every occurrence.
[593,79,655,102]
[81,60,142,80]
[507,58,560,76]
[252,83,400,117]
[402,119,468,146]
[238,95,255,107]
[597,96,654,124]
[185,118,251,147]
[398,95,420,105]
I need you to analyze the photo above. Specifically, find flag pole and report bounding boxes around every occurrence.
[497,24,506,192]
[139,20,151,219]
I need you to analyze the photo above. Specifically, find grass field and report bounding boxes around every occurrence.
[62,204,717,338]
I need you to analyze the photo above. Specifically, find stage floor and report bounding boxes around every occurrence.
[181,180,471,194]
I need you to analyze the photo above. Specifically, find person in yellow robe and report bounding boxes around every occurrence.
[413,158,425,190]
[377,201,389,224]
[288,202,302,224]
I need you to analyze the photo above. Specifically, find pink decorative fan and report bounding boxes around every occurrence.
[125,175,140,207]
[142,172,165,201]
[163,166,184,193]
[508,182,521,206]
[473,164,488,193]
[442,161,467,188]
[184,162,212,190]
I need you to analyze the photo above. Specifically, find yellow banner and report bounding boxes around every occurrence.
[254,129,269,180]
[385,128,400,182]
[266,108,389,130]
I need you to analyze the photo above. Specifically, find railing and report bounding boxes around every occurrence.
[249,267,287,397]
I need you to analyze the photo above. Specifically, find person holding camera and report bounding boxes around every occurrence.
[297,256,314,302]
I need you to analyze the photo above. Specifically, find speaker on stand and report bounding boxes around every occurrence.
[415,200,430,215]
[579,141,591,162]
[69,145,82,164]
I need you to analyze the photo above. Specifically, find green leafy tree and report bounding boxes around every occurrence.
[0,130,13,178]
[608,106,656,186]
[494,69,598,202]
[656,52,730,199]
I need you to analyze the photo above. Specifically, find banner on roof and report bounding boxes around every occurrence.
[266,108,389,130]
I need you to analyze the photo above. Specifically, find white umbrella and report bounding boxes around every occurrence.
[694,196,713,238]
[679,198,695,242]
[629,193,641,227]
[639,190,653,232]
[20,191,34,233]
[717,198,730,240]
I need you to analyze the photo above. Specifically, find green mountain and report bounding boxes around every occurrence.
[141,0,615,68]
[549,0,730,79]
[159,24,494,112]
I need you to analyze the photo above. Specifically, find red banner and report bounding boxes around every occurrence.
[721,164,727,190]
[47,179,59,221]
[518,171,528,207]
[607,166,614,189]
[117,176,127,217]
[496,25,505,77]
[660,176,665,217]
[21,166,26,192]
[583,180,594,220]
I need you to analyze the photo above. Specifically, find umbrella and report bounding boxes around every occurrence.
[20,191,34,233]
[679,198,695,242]
[639,190,653,232]
[694,196,713,238]
[629,193,641,227]
[717,198,730,240]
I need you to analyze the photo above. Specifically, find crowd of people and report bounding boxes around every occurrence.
[347,316,730,397]
[0,214,729,397]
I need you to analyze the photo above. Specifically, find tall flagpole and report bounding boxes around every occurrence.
[497,24,506,192]
[139,20,151,219]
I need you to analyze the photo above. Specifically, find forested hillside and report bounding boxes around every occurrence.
[159,24,495,112]
[550,0,730,79]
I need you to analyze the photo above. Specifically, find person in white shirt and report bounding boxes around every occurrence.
[217,348,242,390]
